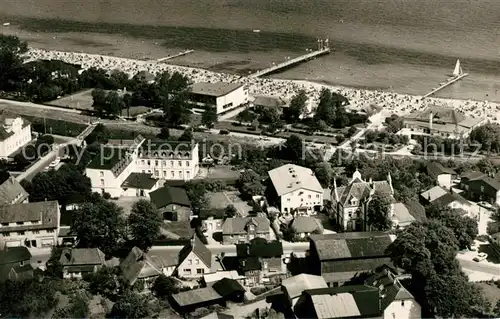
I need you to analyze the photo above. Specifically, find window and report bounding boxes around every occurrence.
[186,161,190,167]
[186,171,190,178]
[16,222,24,225]
[163,170,166,176]
[178,161,182,167]
[301,198,303,202]
[162,160,166,166]
[1,223,8,226]
[171,171,174,178]
[17,231,25,236]
[287,198,290,202]
[142,170,145,173]
[188,259,192,265]
[184,269,191,275]
[170,161,174,166]
[33,230,40,235]
[100,171,104,177]
[2,232,9,237]
[401,300,405,307]
[100,179,105,186]
[196,259,200,265]
[147,160,151,165]
[155,170,159,176]
[147,170,151,173]
[179,171,182,178]
[155,160,158,166]
[308,195,311,199]
[47,229,54,233]
[141,160,145,165]
[197,268,204,274]
[316,194,320,198]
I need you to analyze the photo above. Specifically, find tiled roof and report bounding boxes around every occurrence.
[172,287,222,307]
[421,186,470,206]
[420,186,448,202]
[0,175,28,205]
[60,248,106,266]
[236,239,283,258]
[392,203,416,226]
[336,179,392,206]
[365,268,415,310]
[282,274,328,301]
[253,96,284,108]
[121,172,158,190]
[291,216,324,234]
[427,162,456,176]
[178,236,212,268]
[190,82,243,97]
[461,171,486,181]
[149,186,191,209]
[268,164,323,196]
[0,201,59,231]
[310,232,393,261]
[240,257,261,272]
[404,106,465,125]
[222,216,270,235]
[120,247,164,285]
[0,247,31,265]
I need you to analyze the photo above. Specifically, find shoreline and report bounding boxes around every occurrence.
[24,47,500,124]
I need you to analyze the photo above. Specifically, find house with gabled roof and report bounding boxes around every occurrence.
[281,274,328,308]
[331,170,394,231]
[121,172,161,197]
[177,236,212,278]
[309,232,394,286]
[459,171,500,206]
[222,216,271,245]
[0,114,32,159]
[120,246,166,287]
[426,162,457,189]
[149,186,192,221]
[268,164,324,215]
[293,285,382,319]
[59,248,106,279]
[0,246,33,283]
[365,267,421,319]
[420,185,472,214]
[0,173,29,205]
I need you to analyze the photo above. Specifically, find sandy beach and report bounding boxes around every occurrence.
[24,47,500,124]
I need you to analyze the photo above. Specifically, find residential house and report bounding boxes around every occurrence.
[121,172,161,197]
[460,172,500,206]
[293,285,382,319]
[222,216,271,245]
[59,248,106,279]
[390,203,416,229]
[0,246,33,282]
[0,174,29,205]
[177,236,212,278]
[170,287,225,314]
[281,274,328,309]
[427,162,457,189]
[120,247,166,287]
[85,138,200,197]
[202,214,224,236]
[212,278,246,302]
[149,186,192,221]
[188,82,248,114]
[331,170,394,231]
[268,164,324,215]
[365,268,421,319]
[308,232,394,286]
[399,106,486,139]
[290,216,324,239]
[0,115,32,158]
[151,250,178,277]
[236,239,285,286]
[420,186,472,213]
[203,270,245,287]
[0,201,60,248]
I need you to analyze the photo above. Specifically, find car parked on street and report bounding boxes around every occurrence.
[473,252,488,262]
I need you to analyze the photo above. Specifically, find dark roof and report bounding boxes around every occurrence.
[303,285,381,318]
[336,179,392,206]
[59,248,106,266]
[0,201,59,231]
[427,162,456,176]
[222,217,270,234]
[310,232,393,261]
[291,216,324,233]
[481,176,500,191]
[365,268,415,310]
[240,257,261,272]
[199,209,225,220]
[0,175,28,205]
[120,247,164,285]
[149,186,191,209]
[86,147,127,170]
[212,278,245,298]
[0,264,34,283]
[403,198,427,222]
[432,191,470,207]
[139,139,195,157]
[121,172,158,190]
[461,171,486,181]
[178,236,212,268]
[253,96,284,108]
[0,247,31,265]
[236,240,283,258]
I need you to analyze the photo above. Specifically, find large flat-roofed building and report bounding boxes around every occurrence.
[189,82,248,114]
[399,106,486,139]
[85,138,200,198]
[0,115,32,159]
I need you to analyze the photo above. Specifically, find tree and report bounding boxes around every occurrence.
[286,90,308,122]
[237,169,264,199]
[202,107,218,129]
[72,198,126,254]
[224,204,238,218]
[86,266,124,299]
[0,35,28,91]
[283,134,303,162]
[236,109,257,124]
[45,246,63,278]
[366,193,392,231]
[109,291,149,319]
[436,210,478,250]
[185,181,209,215]
[128,199,162,250]
[0,278,56,317]
[157,124,170,140]
[178,127,194,141]
[314,162,334,188]
[52,294,89,319]
[152,274,179,298]
[85,123,110,145]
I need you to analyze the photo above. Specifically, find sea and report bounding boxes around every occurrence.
[0,0,500,101]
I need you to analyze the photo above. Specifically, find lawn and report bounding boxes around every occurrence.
[163,221,194,239]
[120,106,151,117]
[23,115,87,137]
[107,128,155,140]
[47,89,95,110]
[474,282,500,310]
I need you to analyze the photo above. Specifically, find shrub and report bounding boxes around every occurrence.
[103,192,111,200]
[219,129,230,135]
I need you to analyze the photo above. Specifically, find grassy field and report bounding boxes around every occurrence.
[121,106,151,117]
[47,89,95,110]
[163,221,194,239]
[475,282,500,310]
[23,115,88,137]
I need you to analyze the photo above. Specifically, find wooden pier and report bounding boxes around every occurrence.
[423,73,468,98]
[250,48,331,78]
[157,50,195,62]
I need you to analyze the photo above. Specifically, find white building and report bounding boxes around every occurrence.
[268,164,324,215]
[176,237,212,278]
[189,82,248,114]
[0,201,60,248]
[85,138,200,198]
[0,116,32,158]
